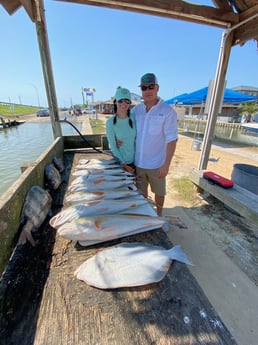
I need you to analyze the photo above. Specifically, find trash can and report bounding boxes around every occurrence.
[231,164,258,195]
[192,139,202,151]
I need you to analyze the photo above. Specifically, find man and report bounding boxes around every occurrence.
[132,73,178,216]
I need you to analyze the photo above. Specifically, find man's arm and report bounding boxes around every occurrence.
[158,140,177,178]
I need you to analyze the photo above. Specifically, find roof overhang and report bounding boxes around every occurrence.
[1,0,258,46]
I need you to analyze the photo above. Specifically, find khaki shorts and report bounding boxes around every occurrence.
[135,167,166,196]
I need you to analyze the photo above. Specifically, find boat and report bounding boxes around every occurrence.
[0,130,236,344]
[241,122,258,133]
[0,116,25,129]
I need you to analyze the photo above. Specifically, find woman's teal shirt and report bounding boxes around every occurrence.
[106,113,136,164]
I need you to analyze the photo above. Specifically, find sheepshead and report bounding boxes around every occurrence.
[68,179,134,193]
[57,214,169,244]
[49,198,150,229]
[75,242,191,289]
[18,185,52,246]
[52,156,64,173]
[65,189,140,204]
[45,163,61,190]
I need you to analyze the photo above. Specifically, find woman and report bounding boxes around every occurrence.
[106,87,136,173]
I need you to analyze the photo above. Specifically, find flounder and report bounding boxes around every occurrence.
[75,242,192,289]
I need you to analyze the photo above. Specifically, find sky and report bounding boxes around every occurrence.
[0,0,257,108]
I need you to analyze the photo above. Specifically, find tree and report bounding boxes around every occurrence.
[239,101,258,116]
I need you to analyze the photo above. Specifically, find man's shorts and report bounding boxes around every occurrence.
[135,167,166,196]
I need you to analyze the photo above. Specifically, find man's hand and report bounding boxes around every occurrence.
[157,165,169,178]
[116,139,123,147]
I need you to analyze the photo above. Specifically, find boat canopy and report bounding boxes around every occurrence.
[1,1,258,46]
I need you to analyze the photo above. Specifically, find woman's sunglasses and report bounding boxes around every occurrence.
[117,99,131,104]
[140,84,156,91]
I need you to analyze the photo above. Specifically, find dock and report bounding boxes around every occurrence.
[0,151,237,345]
[190,168,258,226]
[0,116,25,128]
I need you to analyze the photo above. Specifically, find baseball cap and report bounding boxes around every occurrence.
[139,73,158,86]
[114,87,131,101]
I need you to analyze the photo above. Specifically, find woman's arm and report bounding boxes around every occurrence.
[106,118,125,164]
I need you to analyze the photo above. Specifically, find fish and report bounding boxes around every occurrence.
[57,214,169,244]
[18,185,52,246]
[49,198,150,229]
[70,174,135,187]
[52,155,65,173]
[78,158,117,166]
[72,168,131,177]
[75,163,120,170]
[65,189,140,204]
[67,179,134,192]
[45,163,61,190]
[74,242,192,289]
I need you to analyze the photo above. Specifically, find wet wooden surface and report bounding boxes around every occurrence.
[0,151,237,345]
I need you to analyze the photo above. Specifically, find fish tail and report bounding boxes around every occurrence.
[161,220,170,232]
[167,245,192,265]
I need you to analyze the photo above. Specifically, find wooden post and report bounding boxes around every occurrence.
[34,0,62,138]
[198,30,234,170]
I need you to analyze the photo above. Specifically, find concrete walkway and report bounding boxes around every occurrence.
[164,205,258,345]
[81,117,93,134]
[80,118,258,344]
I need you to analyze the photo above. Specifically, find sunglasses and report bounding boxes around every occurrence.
[117,99,131,104]
[140,84,156,91]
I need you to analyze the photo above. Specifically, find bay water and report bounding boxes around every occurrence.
[0,117,82,197]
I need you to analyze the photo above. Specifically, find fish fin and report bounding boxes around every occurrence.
[164,215,188,229]
[95,220,102,229]
[93,179,104,185]
[93,192,105,196]
[167,245,193,265]
[17,221,37,247]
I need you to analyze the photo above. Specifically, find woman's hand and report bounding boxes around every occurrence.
[123,164,135,174]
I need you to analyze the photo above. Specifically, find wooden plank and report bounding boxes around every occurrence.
[190,168,258,224]
[0,153,237,345]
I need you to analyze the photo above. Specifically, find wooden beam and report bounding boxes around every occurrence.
[233,16,258,45]
[0,0,21,14]
[55,0,239,27]
[34,0,62,138]
[198,30,234,170]
[21,0,36,21]
[212,0,232,12]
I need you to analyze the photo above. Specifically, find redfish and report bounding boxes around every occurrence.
[57,214,169,244]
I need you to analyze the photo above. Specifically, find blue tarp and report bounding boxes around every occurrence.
[165,87,258,105]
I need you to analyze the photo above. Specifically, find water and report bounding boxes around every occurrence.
[0,118,82,197]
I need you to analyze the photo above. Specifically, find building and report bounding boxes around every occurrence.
[231,86,258,97]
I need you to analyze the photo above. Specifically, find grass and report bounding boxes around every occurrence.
[171,176,199,205]
[89,119,106,134]
[0,104,40,117]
